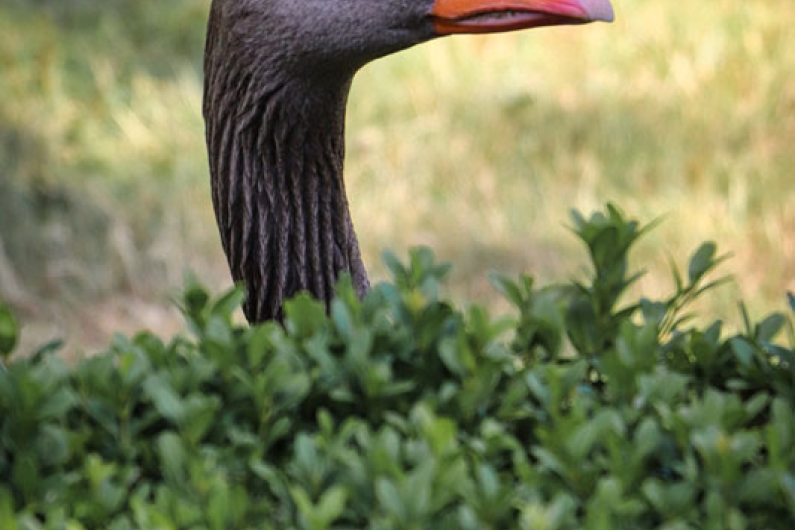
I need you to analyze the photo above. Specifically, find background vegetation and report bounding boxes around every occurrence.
[0,0,793,352]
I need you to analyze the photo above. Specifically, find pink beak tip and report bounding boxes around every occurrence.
[581,0,615,23]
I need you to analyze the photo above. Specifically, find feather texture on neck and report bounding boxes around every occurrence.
[204,12,368,321]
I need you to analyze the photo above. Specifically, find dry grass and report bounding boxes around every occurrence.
[0,0,793,352]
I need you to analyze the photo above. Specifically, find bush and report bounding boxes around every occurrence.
[1,205,794,530]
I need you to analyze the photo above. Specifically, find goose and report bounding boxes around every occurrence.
[203,0,614,322]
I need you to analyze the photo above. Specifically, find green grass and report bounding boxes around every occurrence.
[1,0,793,352]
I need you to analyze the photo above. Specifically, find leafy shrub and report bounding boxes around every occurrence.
[1,205,793,530]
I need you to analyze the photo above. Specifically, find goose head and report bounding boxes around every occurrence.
[208,0,614,77]
[203,0,614,322]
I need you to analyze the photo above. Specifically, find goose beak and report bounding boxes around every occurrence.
[431,0,614,35]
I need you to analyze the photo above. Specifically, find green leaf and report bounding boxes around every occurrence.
[156,432,186,483]
[688,242,717,284]
[730,338,755,368]
[0,489,19,530]
[566,298,599,354]
[290,486,314,522]
[0,302,18,360]
[183,280,210,314]
[489,273,527,308]
[210,286,247,320]
[36,425,70,466]
[208,483,231,530]
[382,250,406,280]
[316,486,348,526]
[755,313,786,342]
[143,374,184,423]
[37,387,78,420]
[181,394,221,444]
[640,298,667,327]
[376,478,405,521]
[284,294,327,337]
[11,453,39,502]
[476,464,500,499]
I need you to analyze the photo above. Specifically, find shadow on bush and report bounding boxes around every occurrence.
[1,205,793,529]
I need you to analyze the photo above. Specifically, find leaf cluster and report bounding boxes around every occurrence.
[1,205,794,530]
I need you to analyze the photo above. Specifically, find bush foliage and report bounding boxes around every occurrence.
[1,206,794,530]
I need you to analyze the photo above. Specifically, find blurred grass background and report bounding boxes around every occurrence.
[0,0,793,353]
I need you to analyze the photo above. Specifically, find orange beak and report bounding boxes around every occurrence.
[431,0,614,34]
